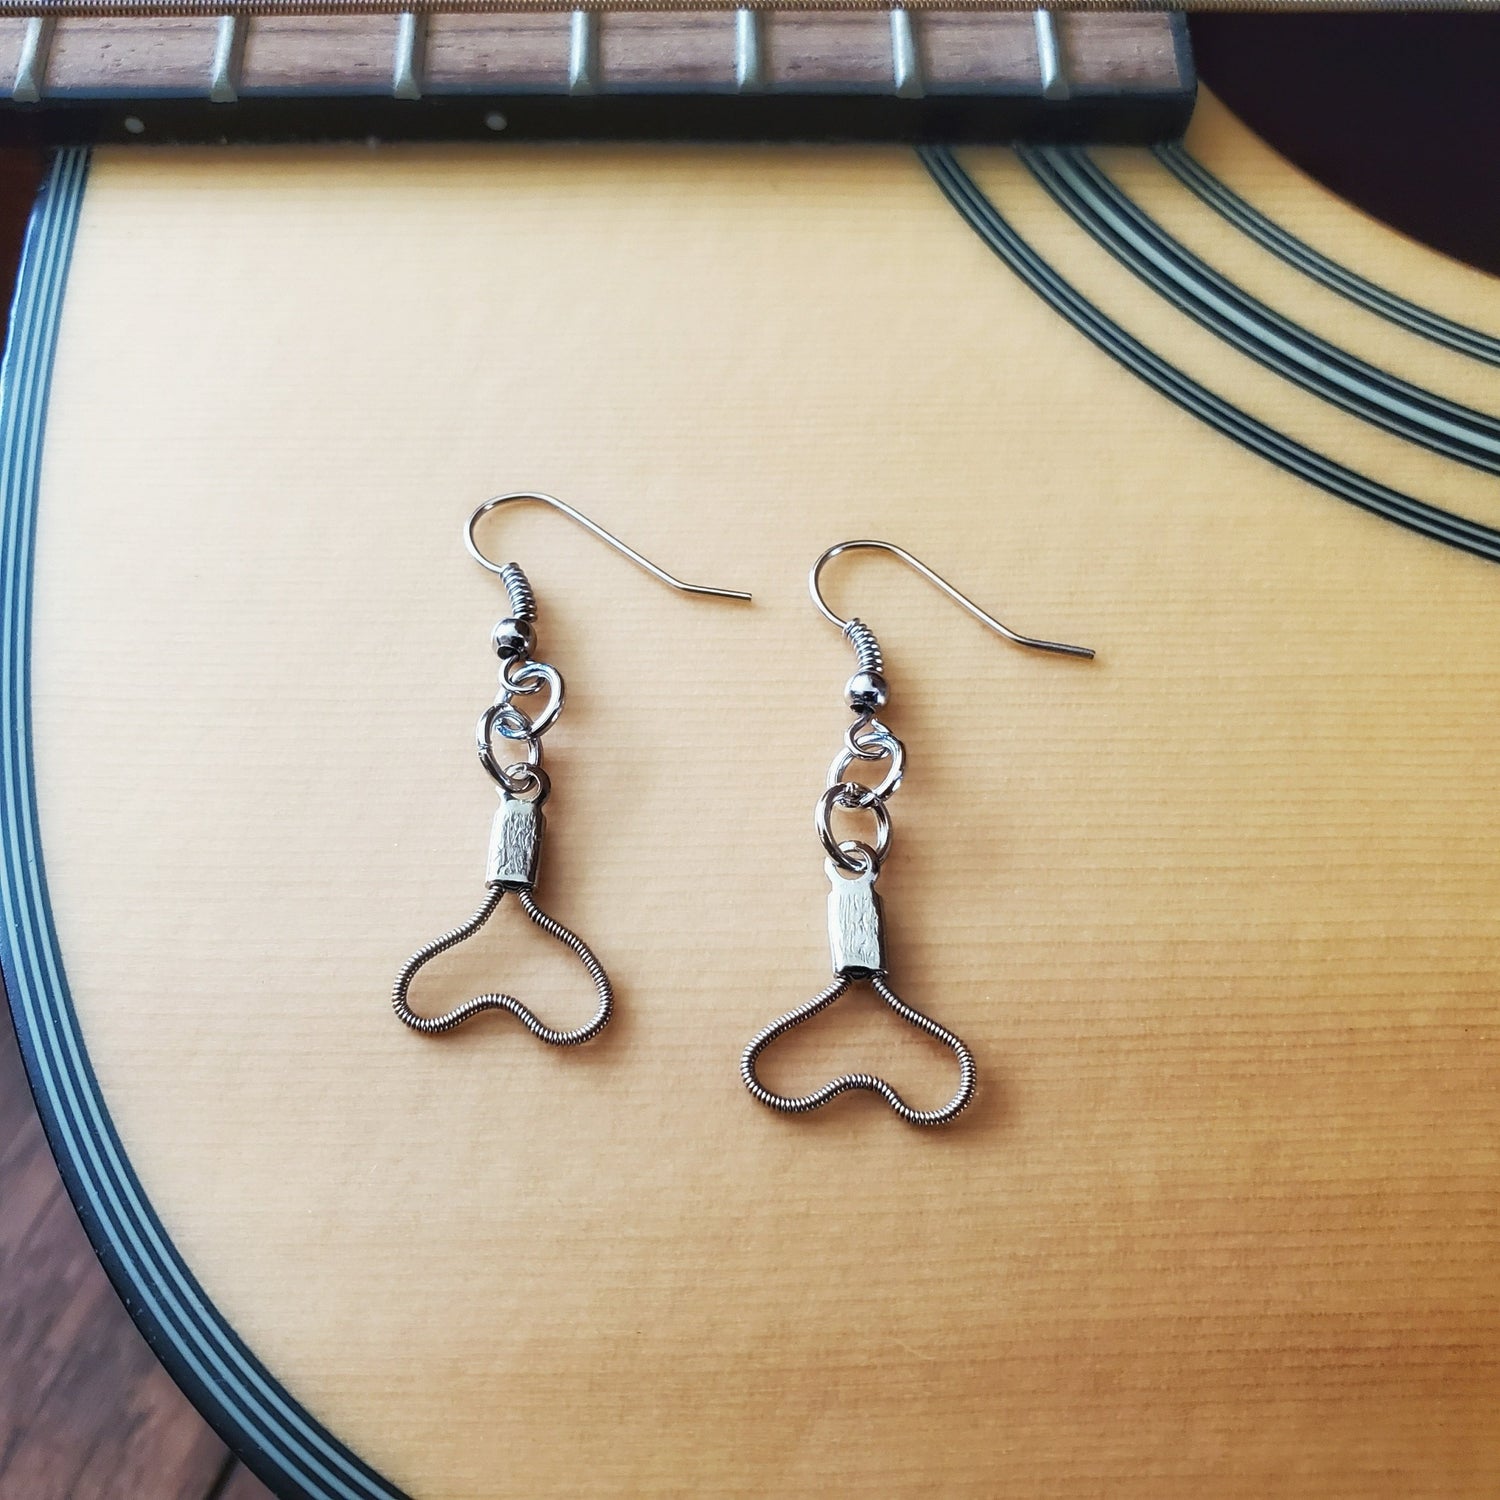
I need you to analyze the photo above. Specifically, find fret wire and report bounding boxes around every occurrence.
[733,7,762,94]
[12,14,52,101]
[1033,8,1071,101]
[207,13,243,101]
[567,8,597,94]
[889,6,920,99]
[392,9,424,98]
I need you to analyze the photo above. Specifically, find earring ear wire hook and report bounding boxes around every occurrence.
[466,492,752,602]
[808,539,1093,659]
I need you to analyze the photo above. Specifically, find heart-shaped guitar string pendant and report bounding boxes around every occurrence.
[740,539,1095,1127]
[740,858,977,1126]
[391,619,614,1044]
[393,776,613,1043]
[390,492,750,1046]
[392,861,613,1045]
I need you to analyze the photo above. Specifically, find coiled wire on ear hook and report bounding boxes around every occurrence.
[496,561,537,622]
[843,618,885,676]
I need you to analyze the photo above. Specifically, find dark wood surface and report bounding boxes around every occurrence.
[1,15,1495,1498]
[0,1017,274,1498]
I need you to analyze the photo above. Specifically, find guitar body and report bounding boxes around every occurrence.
[6,90,1500,1499]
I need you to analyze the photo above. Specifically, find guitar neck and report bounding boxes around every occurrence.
[0,6,1193,145]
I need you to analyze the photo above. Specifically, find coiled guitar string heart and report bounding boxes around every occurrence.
[740,539,1094,1126]
[741,971,977,1126]
[391,491,749,1042]
[392,883,613,1043]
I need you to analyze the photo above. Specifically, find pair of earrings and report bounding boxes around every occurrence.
[392,493,1094,1127]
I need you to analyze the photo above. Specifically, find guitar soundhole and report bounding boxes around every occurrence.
[1192,13,1500,279]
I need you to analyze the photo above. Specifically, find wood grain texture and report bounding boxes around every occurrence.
[599,12,734,89]
[0,18,29,84]
[241,15,399,91]
[425,11,567,88]
[765,9,890,85]
[921,12,1037,90]
[0,1024,244,1500]
[1057,10,1180,87]
[18,98,1500,1499]
[45,16,217,93]
[0,145,259,1500]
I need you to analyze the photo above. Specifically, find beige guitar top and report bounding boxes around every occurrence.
[14,89,1500,1497]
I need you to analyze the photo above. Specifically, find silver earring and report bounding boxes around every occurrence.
[740,539,1094,1126]
[393,491,750,1043]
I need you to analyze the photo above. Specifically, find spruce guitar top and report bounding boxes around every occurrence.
[0,3,1193,143]
[6,13,1500,1500]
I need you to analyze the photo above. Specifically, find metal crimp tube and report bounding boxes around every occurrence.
[486,793,544,891]
[826,857,886,977]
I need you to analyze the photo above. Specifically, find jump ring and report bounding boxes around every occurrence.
[492,701,534,740]
[825,844,876,880]
[497,660,564,739]
[477,702,543,786]
[815,783,892,870]
[501,655,543,693]
[827,731,904,802]
[496,763,552,803]
[844,714,896,760]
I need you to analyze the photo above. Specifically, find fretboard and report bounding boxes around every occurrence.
[0,6,1193,144]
